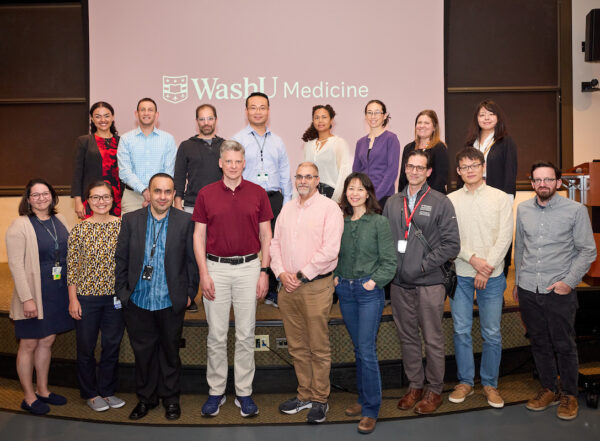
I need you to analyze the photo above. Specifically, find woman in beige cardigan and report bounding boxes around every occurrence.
[6,179,73,415]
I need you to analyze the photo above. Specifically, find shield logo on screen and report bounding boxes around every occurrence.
[162,75,188,103]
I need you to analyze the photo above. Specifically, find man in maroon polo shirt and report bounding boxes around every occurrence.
[192,139,273,418]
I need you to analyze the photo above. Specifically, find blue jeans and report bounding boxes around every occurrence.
[336,276,385,418]
[450,274,505,388]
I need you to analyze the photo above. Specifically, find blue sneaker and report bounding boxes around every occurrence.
[235,395,259,417]
[201,395,226,417]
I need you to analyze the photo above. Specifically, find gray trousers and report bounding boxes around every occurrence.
[391,283,446,394]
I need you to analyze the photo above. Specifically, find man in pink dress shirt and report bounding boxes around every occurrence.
[270,161,344,424]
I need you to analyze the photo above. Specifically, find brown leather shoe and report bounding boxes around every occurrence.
[357,416,376,434]
[526,388,559,411]
[397,388,424,410]
[556,394,578,420]
[414,390,442,414]
[345,402,362,417]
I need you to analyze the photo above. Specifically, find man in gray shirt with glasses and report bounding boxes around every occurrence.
[513,161,596,421]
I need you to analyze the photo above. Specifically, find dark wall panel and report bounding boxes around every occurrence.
[447,0,558,87]
[0,5,86,99]
[0,3,87,193]
[0,103,88,187]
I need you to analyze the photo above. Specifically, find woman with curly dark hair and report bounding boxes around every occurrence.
[302,104,351,202]
[71,101,122,219]
[334,172,396,434]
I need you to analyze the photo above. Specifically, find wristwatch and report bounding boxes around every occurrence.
[296,271,310,284]
[260,267,269,274]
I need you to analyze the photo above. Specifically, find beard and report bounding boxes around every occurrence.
[199,125,215,136]
[535,186,557,202]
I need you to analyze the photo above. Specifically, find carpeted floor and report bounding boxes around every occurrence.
[3,365,599,426]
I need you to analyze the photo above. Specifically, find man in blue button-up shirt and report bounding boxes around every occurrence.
[117,98,177,214]
[233,92,293,305]
[513,161,596,421]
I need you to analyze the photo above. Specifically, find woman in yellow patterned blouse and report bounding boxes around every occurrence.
[67,181,125,412]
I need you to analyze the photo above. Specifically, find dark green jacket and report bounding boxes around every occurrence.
[334,213,396,288]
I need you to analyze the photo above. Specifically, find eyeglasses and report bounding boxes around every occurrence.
[248,106,268,113]
[89,195,113,202]
[295,174,318,181]
[30,192,51,200]
[405,164,428,173]
[197,117,215,122]
[531,177,557,185]
[366,111,384,117]
[458,163,483,172]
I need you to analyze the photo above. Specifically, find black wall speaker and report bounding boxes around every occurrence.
[585,9,600,62]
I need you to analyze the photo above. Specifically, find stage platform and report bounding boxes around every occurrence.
[2,263,598,395]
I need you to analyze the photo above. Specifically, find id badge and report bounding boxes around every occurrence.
[113,297,122,310]
[257,172,269,183]
[397,240,407,254]
[52,266,62,280]
[142,265,154,281]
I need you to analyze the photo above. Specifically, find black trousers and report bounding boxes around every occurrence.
[518,287,579,396]
[267,191,284,293]
[124,302,185,406]
[75,295,125,399]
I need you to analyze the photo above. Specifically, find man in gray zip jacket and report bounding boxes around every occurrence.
[383,150,460,415]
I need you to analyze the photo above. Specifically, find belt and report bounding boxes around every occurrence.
[297,271,332,284]
[207,253,258,265]
[267,190,281,197]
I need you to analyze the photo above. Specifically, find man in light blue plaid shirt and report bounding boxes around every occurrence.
[118,97,177,214]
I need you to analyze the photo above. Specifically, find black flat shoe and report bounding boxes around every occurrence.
[129,401,158,420]
[36,392,67,405]
[165,403,181,420]
[21,399,50,415]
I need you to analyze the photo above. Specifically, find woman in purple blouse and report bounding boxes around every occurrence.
[352,100,401,210]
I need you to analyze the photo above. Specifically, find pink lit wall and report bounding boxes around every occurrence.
[89,0,444,177]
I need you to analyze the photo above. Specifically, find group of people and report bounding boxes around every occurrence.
[5,93,596,434]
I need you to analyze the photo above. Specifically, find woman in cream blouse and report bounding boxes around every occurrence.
[302,104,352,202]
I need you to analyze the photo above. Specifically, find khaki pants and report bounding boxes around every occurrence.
[121,188,145,214]
[203,258,260,396]
[278,275,334,403]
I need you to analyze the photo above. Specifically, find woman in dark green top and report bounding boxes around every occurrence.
[334,172,396,434]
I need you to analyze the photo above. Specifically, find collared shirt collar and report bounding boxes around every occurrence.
[134,126,159,137]
[147,205,170,222]
[534,192,559,209]
[219,177,245,193]
[246,124,271,137]
[402,182,430,199]
[295,190,319,208]
[462,181,487,194]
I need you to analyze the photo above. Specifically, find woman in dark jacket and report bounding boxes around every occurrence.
[464,100,517,196]
[398,109,448,194]
[71,101,122,218]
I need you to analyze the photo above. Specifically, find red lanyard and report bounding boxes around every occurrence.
[403,187,430,239]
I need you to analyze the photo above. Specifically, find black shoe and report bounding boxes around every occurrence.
[187,302,199,312]
[165,403,181,420]
[307,401,328,424]
[129,401,158,420]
